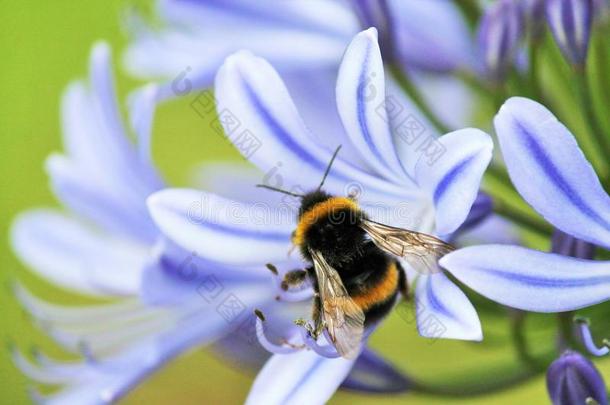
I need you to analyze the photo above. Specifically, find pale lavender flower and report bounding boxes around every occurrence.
[10,41,410,403]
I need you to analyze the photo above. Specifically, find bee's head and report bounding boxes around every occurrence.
[298,189,333,219]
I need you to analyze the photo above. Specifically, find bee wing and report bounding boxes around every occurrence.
[309,249,365,359]
[361,219,454,275]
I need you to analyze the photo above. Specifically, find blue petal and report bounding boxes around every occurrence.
[127,84,159,167]
[341,348,411,393]
[214,50,422,203]
[336,28,410,182]
[441,245,610,312]
[124,0,357,84]
[147,189,294,265]
[414,273,482,341]
[547,350,608,405]
[11,210,147,296]
[246,350,355,405]
[494,97,610,249]
[389,0,475,72]
[193,162,293,206]
[57,44,163,242]
[141,239,286,306]
[46,155,158,243]
[415,129,493,236]
[21,307,238,405]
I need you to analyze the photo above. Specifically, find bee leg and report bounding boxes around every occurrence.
[397,262,410,301]
[280,269,308,291]
[311,293,325,340]
[294,318,315,336]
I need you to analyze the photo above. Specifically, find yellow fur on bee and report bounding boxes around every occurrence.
[352,262,399,311]
[292,197,359,246]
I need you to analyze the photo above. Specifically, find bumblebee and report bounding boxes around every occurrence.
[259,146,454,359]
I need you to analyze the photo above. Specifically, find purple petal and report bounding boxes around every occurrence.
[477,0,524,79]
[415,128,493,236]
[441,245,610,312]
[494,97,610,249]
[147,189,294,265]
[336,28,410,182]
[546,0,594,65]
[214,50,421,203]
[11,211,147,296]
[127,84,159,166]
[389,0,474,72]
[547,350,608,405]
[246,350,355,405]
[21,308,237,404]
[414,273,482,341]
[124,0,357,85]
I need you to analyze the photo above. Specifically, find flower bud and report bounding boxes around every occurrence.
[546,351,608,405]
[546,0,594,67]
[477,0,524,80]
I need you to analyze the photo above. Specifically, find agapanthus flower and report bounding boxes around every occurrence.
[11,39,418,403]
[546,350,608,405]
[146,29,610,403]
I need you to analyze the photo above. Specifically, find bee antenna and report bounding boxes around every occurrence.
[318,145,342,190]
[256,184,304,198]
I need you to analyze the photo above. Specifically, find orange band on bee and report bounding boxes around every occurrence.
[352,262,399,311]
[293,197,359,246]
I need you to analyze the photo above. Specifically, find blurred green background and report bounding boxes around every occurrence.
[1,1,609,404]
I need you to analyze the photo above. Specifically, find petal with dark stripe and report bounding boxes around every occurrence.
[414,272,482,341]
[494,97,610,249]
[246,350,355,405]
[441,245,610,312]
[415,129,493,236]
[214,50,422,203]
[336,28,409,182]
[147,189,293,265]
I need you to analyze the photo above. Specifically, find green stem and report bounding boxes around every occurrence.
[573,69,610,180]
[389,64,451,134]
[528,40,544,103]
[486,164,513,188]
[509,310,543,368]
[558,311,576,352]
[410,360,549,397]
[491,198,553,236]
[594,33,610,126]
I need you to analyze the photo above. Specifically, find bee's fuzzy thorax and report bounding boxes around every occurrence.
[293,195,360,247]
